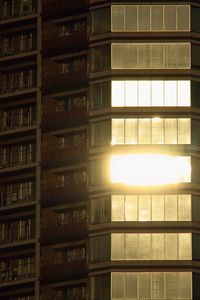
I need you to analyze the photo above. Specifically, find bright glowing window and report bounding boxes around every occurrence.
[110,154,191,186]
[111,118,191,145]
[111,80,191,107]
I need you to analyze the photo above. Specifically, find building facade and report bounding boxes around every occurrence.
[0,0,200,299]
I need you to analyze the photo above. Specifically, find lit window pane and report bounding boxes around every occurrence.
[112,273,125,298]
[125,81,138,106]
[177,43,191,68]
[138,6,150,31]
[152,195,164,221]
[125,234,138,259]
[139,273,151,298]
[152,273,165,299]
[138,81,151,106]
[178,80,190,106]
[165,119,177,144]
[165,234,178,259]
[138,119,151,144]
[125,195,138,221]
[178,118,191,144]
[152,234,164,260]
[165,195,177,221]
[164,6,176,30]
[125,273,138,298]
[151,44,164,68]
[178,195,191,221]
[165,44,177,68]
[125,119,138,144]
[177,6,190,31]
[112,6,124,31]
[139,195,151,221]
[178,273,192,298]
[152,118,164,144]
[111,195,124,221]
[151,6,163,31]
[112,119,124,144]
[139,234,151,260]
[111,234,124,260]
[165,81,177,106]
[125,6,137,31]
[152,81,164,106]
[179,233,191,260]
[112,81,125,106]
[138,44,150,68]
[166,272,178,298]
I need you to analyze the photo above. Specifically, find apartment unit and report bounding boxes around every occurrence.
[0,0,200,299]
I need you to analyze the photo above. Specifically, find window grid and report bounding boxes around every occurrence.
[111,272,192,299]
[111,195,192,222]
[111,5,190,32]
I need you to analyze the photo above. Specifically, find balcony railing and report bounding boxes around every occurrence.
[0,189,35,207]
[0,264,35,282]
[0,1,37,21]
[0,36,37,57]
[0,149,35,169]
[0,72,36,94]
[0,225,35,244]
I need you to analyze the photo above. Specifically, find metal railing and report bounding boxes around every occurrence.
[0,149,35,168]
[0,189,35,207]
[0,36,36,57]
[1,72,37,94]
[0,224,35,244]
[0,264,35,282]
[0,1,37,21]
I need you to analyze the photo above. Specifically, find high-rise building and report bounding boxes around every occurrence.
[0,0,200,299]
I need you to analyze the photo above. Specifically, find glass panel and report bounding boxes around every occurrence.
[165,119,177,144]
[125,273,138,298]
[151,6,163,31]
[139,273,151,298]
[111,234,124,260]
[164,6,176,30]
[112,6,124,31]
[151,44,164,69]
[112,81,125,107]
[179,233,191,260]
[152,273,164,299]
[178,273,192,298]
[165,195,177,220]
[178,118,191,144]
[166,273,179,299]
[152,81,164,106]
[125,234,138,260]
[138,6,150,31]
[165,81,177,106]
[125,6,137,31]
[139,195,151,221]
[112,119,124,144]
[152,118,164,144]
[178,194,191,221]
[177,6,190,31]
[125,119,138,144]
[111,195,125,221]
[152,195,164,221]
[138,234,151,259]
[138,119,151,144]
[177,43,191,68]
[152,234,164,260]
[92,8,110,34]
[112,273,125,298]
[125,195,138,221]
[165,234,178,259]
[177,80,190,106]
[165,44,177,68]
[138,81,151,106]
[138,44,150,68]
[125,81,138,106]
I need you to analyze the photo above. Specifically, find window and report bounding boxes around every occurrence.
[91,44,111,72]
[91,120,111,147]
[92,7,111,34]
[112,43,191,69]
[91,196,111,224]
[111,5,190,32]
[91,81,110,110]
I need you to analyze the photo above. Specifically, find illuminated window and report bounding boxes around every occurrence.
[111,272,192,299]
[110,154,191,186]
[112,43,191,69]
[111,118,191,145]
[111,5,190,32]
[111,80,191,107]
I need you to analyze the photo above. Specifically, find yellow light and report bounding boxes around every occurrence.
[110,154,191,186]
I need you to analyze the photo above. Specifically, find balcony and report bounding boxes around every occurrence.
[41,218,87,244]
[0,72,37,96]
[0,148,35,170]
[0,1,37,21]
[0,107,36,132]
[42,67,88,94]
[41,181,88,206]
[43,30,87,55]
[0,224,35,245]
[0,264,35,283]
[42,143,87,168]
[42,0,88,19]
[0,189,35,208]
[41,257,87,281]
[0,35,37,59]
